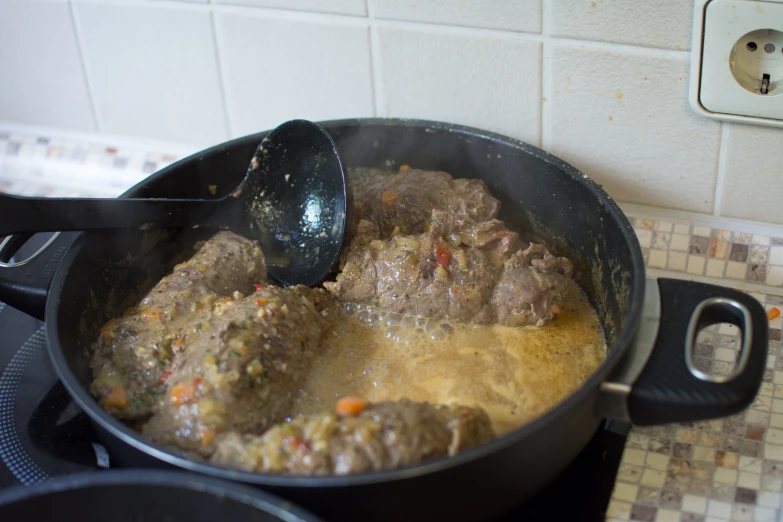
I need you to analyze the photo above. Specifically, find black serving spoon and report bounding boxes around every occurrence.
[0,120,350,287]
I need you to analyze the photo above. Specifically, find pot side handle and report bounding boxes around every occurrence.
[597,278,767,426]
[0,232,79,321]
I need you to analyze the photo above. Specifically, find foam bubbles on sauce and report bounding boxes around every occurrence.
[294,282,606,434]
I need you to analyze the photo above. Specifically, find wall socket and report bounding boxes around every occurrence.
[690,0,783,127]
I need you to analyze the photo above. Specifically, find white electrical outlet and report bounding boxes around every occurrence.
[690,0,783,127]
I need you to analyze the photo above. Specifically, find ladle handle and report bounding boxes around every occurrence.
[0,193,229,236]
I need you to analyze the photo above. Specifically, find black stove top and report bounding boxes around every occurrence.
[0,302,628,521]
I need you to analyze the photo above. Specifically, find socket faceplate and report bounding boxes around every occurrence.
[690,0,783,127]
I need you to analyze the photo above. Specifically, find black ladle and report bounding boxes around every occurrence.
[0,120,350,287]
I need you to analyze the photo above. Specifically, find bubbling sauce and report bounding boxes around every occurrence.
[294,283,606,434]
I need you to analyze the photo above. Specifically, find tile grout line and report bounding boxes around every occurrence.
[365,0,381,118]
[208,9,234,139]
[67,0,103,133]
[370,18,690,59]
[713,122,731,217]
[539,0,552,151]
[368,19,385,118]
[365,26,379,118]
[73,0,370,23]
[64,0,693,59]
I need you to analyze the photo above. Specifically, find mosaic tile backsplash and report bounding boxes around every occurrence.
[635,220,783,289]
[3,130,783,522]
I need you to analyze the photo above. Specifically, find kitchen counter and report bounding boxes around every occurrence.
[1,130,781,522]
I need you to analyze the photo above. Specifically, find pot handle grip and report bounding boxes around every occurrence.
[0,232,79,320]
[598,278,767,426]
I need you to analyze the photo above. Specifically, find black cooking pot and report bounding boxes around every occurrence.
[0,119,767,522]
[0,470,322,521]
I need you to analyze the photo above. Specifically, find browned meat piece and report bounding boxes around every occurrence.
[350,168,500,238]
[142,286,336,457]
[428,210,522,256]
[492,244,574,327]
[326,209,572,326]
[210,399,494,475]
[138,231,266,312]
[90,231,267,420]
[325,212,510,323]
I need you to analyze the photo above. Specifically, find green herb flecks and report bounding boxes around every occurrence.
[128,396,144,411]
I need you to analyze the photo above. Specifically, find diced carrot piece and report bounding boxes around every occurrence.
[255,299,267,307]
[141,309,162,321]
[198,427,216,446]
[399,165,412,172]
[435,247,451,268]
[101,318,117,332]
[769,307,780,321]
[254,284,265,291]
[381,191,398,207]
[105,386,128,409]
[336,396,367,417]
[551,304,561,315]
[170,383,195,405]
[173,338,186,348]
[193,377,203,389]
[100,318,117,342]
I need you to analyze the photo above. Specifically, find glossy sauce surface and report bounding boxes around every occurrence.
[294,283,606,434]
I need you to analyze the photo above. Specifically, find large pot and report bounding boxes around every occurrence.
[0,119,767,522]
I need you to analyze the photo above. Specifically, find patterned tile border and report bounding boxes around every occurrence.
[0,131,180,198]
[633,219,783,292]
[5,129,783,521]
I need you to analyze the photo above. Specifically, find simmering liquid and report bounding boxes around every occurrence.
[294,283,606,434]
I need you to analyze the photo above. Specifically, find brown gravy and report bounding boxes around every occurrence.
[294,283,606,434]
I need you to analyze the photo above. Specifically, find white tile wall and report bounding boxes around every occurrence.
[73,1,227,144]
[160,0,208,5]
[376,25,541,145]
[0,1,95,131]
[0,0,778,226]
[550,0,694,51]
[214,10,374,138]
[370,0,541,34]
[720,124,783,226]
[215,0,367,17]
[547,43,721,213]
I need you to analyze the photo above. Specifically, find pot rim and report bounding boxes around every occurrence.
[46,117,646,488]
[0,469,322,521]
